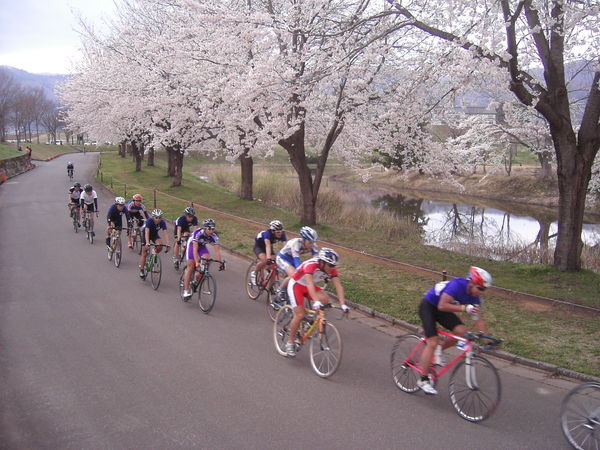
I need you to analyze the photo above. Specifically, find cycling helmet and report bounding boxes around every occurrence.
[269,220,283,231]
[115,196,126,205]
[184,206,196,216]
[132,194,143,201]
[68,161,72,165]
[150,209,163,218]
[84,184,93,192]
[318,248,339,266]
[203,218,216,229]
[73,182,81,188]
[300,226,318,242]
[468,266,492,288]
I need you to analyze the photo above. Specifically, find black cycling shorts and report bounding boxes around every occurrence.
[253,242,266,257]
[419,299,463,338]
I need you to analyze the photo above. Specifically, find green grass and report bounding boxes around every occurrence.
[0,144,22,160]
[97,152,600,377]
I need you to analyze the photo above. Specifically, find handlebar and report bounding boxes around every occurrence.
[464,332,503,350]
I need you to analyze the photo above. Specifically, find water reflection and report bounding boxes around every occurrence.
[372,194,600,264]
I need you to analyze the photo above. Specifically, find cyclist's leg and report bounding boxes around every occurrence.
[276,255,295,291]
[254,243,267,273]
[106,224,113,246]
[286,280,308,346]
[439,314,465,349]
[139,233,149,273]
[183,238,197,291]
[418,300,441,379]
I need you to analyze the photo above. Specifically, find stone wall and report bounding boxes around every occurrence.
[0,154,34,183]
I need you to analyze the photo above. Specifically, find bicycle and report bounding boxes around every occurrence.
[390,331,502,422]
[173,233,190,270]
[141,243,169,290]
[68,204,79,233]
[106,227,125,268]
[81,210,97,244]
[273,303,344,378]
[178,258,225,313]
[130,226,143,254]
[560,382,600,449]
[246,258,284,304]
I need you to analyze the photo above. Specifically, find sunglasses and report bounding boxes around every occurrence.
[326,263,336,268]
[476,286,486,292]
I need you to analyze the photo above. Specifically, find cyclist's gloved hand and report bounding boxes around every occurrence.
[465,304,477,314]
[219,261,226,271]
[341,304,350,313]
[312,301,324,310]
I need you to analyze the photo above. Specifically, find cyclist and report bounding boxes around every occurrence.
[67,182,83,225]
[79,184,98,236]
[417,266,492,395]
[252,220,287,286]
[285,248,350,357]
[127,194,149,249]
[182,218,225,298]
[105,197,131,248]
[67,161,74,178]
[173,206,199,269]
[275,226,319,301]
[139,209,170,279]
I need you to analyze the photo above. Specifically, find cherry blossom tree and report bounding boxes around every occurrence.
[381,0,600,270]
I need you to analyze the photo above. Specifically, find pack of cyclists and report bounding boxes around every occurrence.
[65,184,495,394]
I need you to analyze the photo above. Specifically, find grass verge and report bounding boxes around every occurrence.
[97,152,600,377]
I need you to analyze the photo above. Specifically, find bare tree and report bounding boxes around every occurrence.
[0,69,17,142]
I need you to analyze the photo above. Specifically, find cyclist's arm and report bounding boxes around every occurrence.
[145,227,150,246]
[305,273,320,300]
[213,243,223,263]
[176,225,182,242]
[437,293,465,313]
[93,198,98,211]
[330,276,347,307]
[265,240,273,259]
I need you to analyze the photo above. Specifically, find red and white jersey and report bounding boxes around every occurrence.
[291,257,338,286]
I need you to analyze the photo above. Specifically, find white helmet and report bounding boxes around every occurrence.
[468,266,492,288]
[269,220,283,231]
[300,226,318,242]
[318,248,339,266]
[115,196,126,205]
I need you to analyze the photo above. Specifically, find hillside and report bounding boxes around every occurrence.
[1,66,68,103]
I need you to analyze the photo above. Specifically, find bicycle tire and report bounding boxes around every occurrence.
[448,355,501,422]
[114,237,122,267]
[88,229,94,244]
[198,272,217,313]
[266,279,283,321]
[390,334,422,393]
[273,305,294,356]
[245,261,261,300]
[135,232,142,255]
[309,321,343,378]
[560,382,600,450]
[107,239,114,261]
[150,254,162,290]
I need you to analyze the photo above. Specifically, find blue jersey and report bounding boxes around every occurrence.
[255,229,287,245]
[142,217,167,235]
[423,278,481,308]
[175,215,198,233]
[106,204,130,226]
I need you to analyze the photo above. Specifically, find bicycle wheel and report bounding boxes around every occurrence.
[198,272,217,313]
[560,382,600,450]
[245,261,262,299]
[448,355,501,422]
[114,237,122,267]
[390,334,422,393]
[88,229,94,244]
[135,232,142,255]
[309,321,343,378]
[266,279,284,321]
[150,254,162,290]
[273,305,294,356]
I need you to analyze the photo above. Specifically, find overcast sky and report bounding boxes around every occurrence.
[0,0,116,74]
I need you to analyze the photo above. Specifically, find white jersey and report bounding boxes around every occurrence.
[279,237,318,259]
[79,190,98,205]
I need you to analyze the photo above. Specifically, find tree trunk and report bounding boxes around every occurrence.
[239,150,253,200]
[279,124,317,225]
[119,141,126,157]
[131,141,143,172]
[171,148,184,187]
[553,139,593,271]
[147,146,155,166]
[537,151,553,178]
[166,146,176,177]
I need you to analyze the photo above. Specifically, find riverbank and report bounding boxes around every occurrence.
[96,152,600,377]
[361,165,600,217]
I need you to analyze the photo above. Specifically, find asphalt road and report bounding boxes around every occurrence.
[0,153,576,449]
